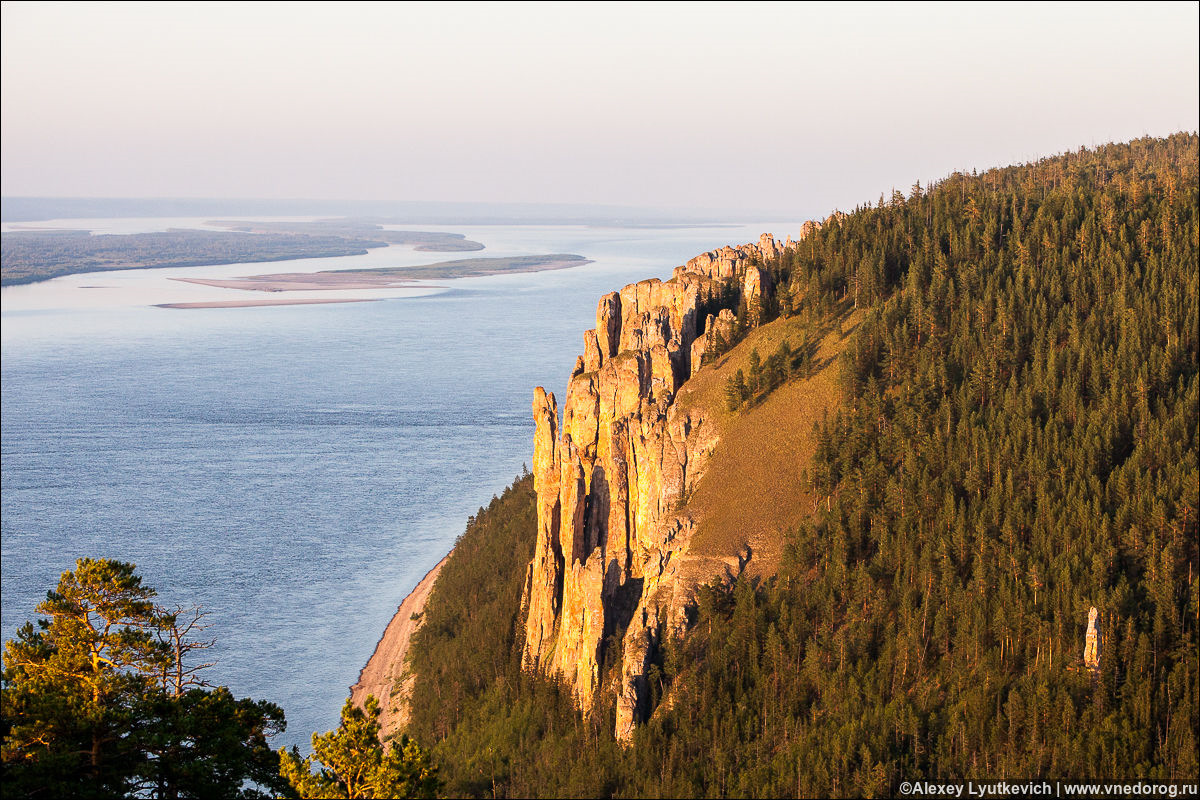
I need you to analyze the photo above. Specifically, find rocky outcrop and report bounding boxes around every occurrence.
[520,229,821,741]
[689,309,737,377]
[679,231,787,283]
[1084,607,1101,670]
[520,388,563,671]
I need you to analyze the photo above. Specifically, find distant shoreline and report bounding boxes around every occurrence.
[0,223,484,286]
[0,228,385,286]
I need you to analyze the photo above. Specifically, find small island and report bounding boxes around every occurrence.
[206,219,485,252]
[172,254,593,293]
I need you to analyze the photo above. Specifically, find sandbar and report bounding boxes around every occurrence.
[173,274,414,292]
[172,253,592,293]
[155,297,379,309]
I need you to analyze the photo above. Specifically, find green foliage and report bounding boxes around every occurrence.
[136,687,287,799]
[725,338,812,412]
[1,558,289,799]
[747,347,763,392]
[406,476,537,743]
[279,697,439,799]
[724,369,750,411]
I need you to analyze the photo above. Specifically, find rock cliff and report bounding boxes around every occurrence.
[519,228,822,741]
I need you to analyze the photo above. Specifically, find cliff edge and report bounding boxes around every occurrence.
[518,225,844,740]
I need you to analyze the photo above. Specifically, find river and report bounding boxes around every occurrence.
[0,220,789,749]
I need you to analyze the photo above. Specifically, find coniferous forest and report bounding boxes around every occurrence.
[404,134,1199,797]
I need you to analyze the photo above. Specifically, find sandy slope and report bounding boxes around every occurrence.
[349,555,447,741]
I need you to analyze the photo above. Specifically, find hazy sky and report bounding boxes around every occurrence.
[2,1,1197,216]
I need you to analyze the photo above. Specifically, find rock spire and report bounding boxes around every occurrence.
[1084,606,1101,671]
[518,230,817,740]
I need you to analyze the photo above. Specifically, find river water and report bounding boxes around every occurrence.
[0,220,787,749]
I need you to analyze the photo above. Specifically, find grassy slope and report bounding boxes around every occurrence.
[674,302,861,579]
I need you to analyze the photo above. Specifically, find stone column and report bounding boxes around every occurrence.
[1083,607,1100,670]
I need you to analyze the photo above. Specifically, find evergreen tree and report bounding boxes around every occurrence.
[1,558,290,799]
[279,697,439,800]
[725,369,750,411]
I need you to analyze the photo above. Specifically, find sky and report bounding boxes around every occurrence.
[2,1,1198,217]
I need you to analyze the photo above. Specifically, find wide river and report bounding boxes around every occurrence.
[1,220,789,750]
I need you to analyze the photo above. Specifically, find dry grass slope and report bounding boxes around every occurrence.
[674,303,862,579]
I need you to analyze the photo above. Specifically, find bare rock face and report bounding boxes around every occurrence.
[583,329,602,373]
[1084,607,1101,670]
[711,308,737,342]
[520,231,813,741]
[563,373,599,460]
[520,387,563,671]
[616,625,654,741]
[682,232,787,283]
[550,548,606,706]
[689,338,706,378]
[596,292,622,359]
[743,264,764,302]
[690,309,737,376]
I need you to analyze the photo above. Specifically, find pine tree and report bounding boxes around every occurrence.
[1,558,290,799]
[280,697,439,799]
[725,369,750,411]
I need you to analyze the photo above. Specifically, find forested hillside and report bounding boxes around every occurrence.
[405,134,1199,796]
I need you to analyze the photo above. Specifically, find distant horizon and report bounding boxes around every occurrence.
[0,195,798,224]
[4,2,1196,216]
[5,128,1197,225]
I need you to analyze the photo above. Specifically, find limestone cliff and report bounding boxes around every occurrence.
[519,228,823,741]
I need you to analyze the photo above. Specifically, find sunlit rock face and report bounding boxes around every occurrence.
[1084,606,1101,671]
[520,231,817,740]
[690,308,737,377]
